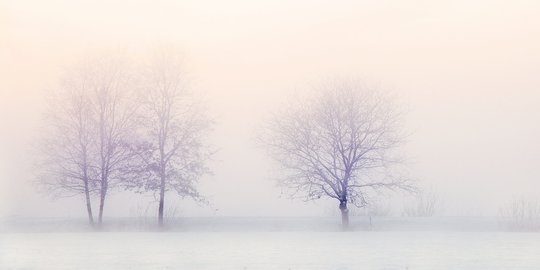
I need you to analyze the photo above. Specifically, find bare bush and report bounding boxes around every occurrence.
[350,200,393,217]
[500,197,540,231]
[402,190,442,217]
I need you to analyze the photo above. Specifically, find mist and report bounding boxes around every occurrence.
[2,0,539,219]
[1,0,540,269]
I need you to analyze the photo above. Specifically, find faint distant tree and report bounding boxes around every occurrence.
[38,55,137,225]
[500,197,540,231]
[38,69,97,225]
[260,80,416,230]
[86,57,138,224]
[128,52,213,227]
[402,189,442,217]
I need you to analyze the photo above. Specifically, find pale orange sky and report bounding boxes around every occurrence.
[1,0,540,217]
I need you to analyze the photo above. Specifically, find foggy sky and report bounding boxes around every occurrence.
[1,0,539,218]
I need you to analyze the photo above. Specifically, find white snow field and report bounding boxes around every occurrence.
[1,217,540,270]
[2,231,540,270]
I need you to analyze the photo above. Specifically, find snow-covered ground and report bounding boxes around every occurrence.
[1,217,540,269]
[2,231,540,269]
[0,216,512,232]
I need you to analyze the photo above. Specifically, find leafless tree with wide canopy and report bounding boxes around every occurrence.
[126,51,213,227]
[261,79,417,229]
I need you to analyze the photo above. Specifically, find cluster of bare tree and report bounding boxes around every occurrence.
[37,53,212,227]
[37,55,415,229]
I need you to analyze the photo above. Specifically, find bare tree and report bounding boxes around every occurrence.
[37,68,97,225]
[260,80,416,229]
[129,52,212,227]
[38,56,137,225]
[78,56,139,224]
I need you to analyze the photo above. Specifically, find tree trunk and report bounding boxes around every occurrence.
[98,195,105,224]
[158,174,166,227]
[339,200,349,230]
[98,183,107,225]
[82,151,94,225]
[84,182,94,225]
